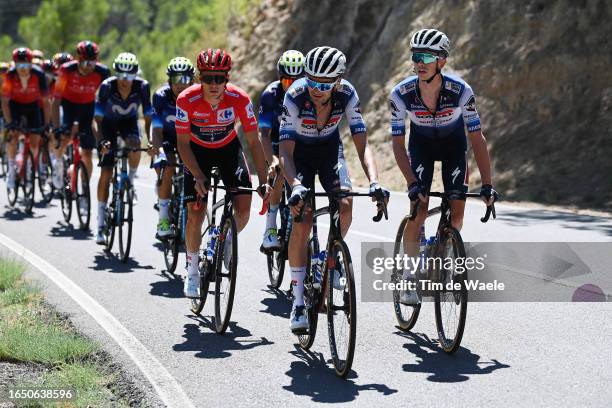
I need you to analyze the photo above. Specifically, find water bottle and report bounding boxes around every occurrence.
[418,225,426,275]
[206,226,219,261]
[285,209,292,241]
[310,251,320,289]
[315,250,325,287]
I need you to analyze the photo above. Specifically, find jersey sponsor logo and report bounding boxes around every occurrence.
[289,85,305,98]
[415,164,424,181]
[111,102,139,116]
[165,115,176,123]
[337,84,352,96]
[353,101,361,114]
[451,167,461,184]
[399,82,415,95]
[176,106,188,122]
[464,95,477,112]
[246,102,255,118]
[389,99,400,118]
[217,107,235,123]
[445,81,462,94]
[281,104,290,118]
[225,90,239,97]
[193,111,210,118]
[188,93,202,103]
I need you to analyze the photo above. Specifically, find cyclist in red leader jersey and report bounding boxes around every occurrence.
[52,41,110,189]
[176,48,271,298]
[1,48,50,190]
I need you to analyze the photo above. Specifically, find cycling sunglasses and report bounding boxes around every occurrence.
[169,74,194,85]
[200,74,228,85]
[16,63,32,69]
[411,52,440,64]
[117,72,136,80]
[306,77,337,92]
[79,60,97,67]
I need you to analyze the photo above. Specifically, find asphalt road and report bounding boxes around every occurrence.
[1,165,611,407]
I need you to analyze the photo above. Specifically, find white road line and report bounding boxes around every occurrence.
[0,232,195,408]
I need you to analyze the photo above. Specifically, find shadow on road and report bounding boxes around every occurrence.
[283,345,398,402]
[2,207,44,220]
[89,252,155,273]
[395,330,510,382]
[49,222,92,241]
[173,317,273,359]
[497,209,612,237]
[259,287,291,318]
[149,271,183,298]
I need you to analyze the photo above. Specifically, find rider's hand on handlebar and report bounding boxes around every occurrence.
[408,181,427,202]
[479,184,499,206]
[257,183,272,200]
[288,184,308,217]
[146,143,157,157]
[98,139,111,155]
[194,176,209,198]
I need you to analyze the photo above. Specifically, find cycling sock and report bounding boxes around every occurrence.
[158,199,170,220]
[128,168,137,184]
[7,159,15,175]
[291,266,306,307]
[97,202,106,228]
[186,251,199,277]
[266,204,279,230]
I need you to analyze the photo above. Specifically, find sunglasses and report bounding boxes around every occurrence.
[79,60,97,67]
[200,74,228,85]
[116,72,136,80]
[16,63,31,69]
[306,77,337,92]
[169,75,194,85]
[411,52,440,64]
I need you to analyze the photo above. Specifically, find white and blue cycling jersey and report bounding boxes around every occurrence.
[279,77,366,144]
[389,73,481,139]
[94,76,153,122]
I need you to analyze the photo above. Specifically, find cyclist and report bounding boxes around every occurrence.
[176,48,271,298]
[0,62,8,133]
[279,46,386,333]
[32,50,44,66]
[151,57,195,239]
[389,28,498,305]
[258,50,305,251]
[51,52,74,72]
[1,47,50,190]
[52,41,109,191]
[94,52,152,244]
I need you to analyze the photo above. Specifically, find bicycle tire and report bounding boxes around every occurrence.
[327,239,356,378]
[6,159,18,206]
[22,150,36,213]
[267,209,287,288]
[162,186,181,273]
[297,236,319,350]
[191,209,212,316]
[392,215,421,331]
[433,226,468,354]
[118,181,134,263]
[60,157,72,223]
[104,203,116,252]
[214,215,238,334]
[0,147,6,177]
[75,162,90,230]
[37,146,54,204]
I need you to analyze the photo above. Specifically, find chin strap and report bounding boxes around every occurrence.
[424,66,440,84]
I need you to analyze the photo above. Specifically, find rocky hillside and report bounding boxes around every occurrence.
[229,0,612,210]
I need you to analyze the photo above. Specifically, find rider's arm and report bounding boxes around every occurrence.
[460,85,492,186]
[41,95,51,126]
[174,96,204,179]
[260,127,276,166]
[93,83,109,144]
[345,89,378,183]
[238,96,267,186]
[151,91,164,152]
[390,88,418,185]
[1,96,11,124]
[141,80,153,142]
[51,68,67,128]
[258,91,277,166]
[279,139,299,187]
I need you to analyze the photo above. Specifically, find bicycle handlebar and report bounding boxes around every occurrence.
[408,191,498,223]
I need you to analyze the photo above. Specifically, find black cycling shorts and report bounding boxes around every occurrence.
[408,133,468,200]
[8,101,42,133]
[98,117,141,167]
[183,137,252,203]
[292,137,352,192]
[61,100,96,150]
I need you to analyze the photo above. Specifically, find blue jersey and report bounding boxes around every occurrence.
[279,77,366,144]
[94,76,153,121]
[258,80,284,142]
[151,84,177,139]
[389,73,481,139]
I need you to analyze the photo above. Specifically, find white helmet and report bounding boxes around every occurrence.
[304,46,346,78]
[113,52,139,73]
[410,29,450,57]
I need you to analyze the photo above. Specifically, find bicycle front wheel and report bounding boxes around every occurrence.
[37,146,54,203]
[22,150,36,213]
[327,239,356,378]
[75,162,90,230]
[118,182,134,263]
[191,209,212,315]
[60,157,72,223]
[214,215,237,334]
[104,203,116,252]
[6,161,18,207]
[297,236,320,350]
[392,216,421,331]
[433,227,468,354]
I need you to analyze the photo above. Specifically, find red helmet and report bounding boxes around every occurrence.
[76,41,99,60]
[197,49,232,72]
[12,47,33,63]
[41,59,54,72]
[53,52,74,70]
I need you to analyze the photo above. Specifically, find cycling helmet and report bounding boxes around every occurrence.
[166,57,195,76]
[410,29,450,57]
[113,52,139,74]
[52,52,73,69]
[304,46,346,78]
[0,62,9,73]
[41,59,54,72]
[197,49,232,72]
[32,49,44,59]
[277,50,305,77]
[12,47,33,63]
[76,40,99,60]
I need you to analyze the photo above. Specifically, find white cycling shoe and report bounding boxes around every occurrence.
[183,274,200,298]
[290,304,308,333]
[261,228,281,251]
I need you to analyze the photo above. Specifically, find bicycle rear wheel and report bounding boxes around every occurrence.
[191,209,212,315]
[75,162,90,230]
[433,227,468,354]
[214,215,237,334]
[22,150,36,213]
[103,203,116,252]
[6,161,18,207]
[162,195,180,273]
[392,215,421,331]
[297,236,319,350]
[118,181,134,263]
[0,146,6,178]
[327,239,356,378]
[37,146,54,203]
[267,211,287,288]
[60,157,72,223]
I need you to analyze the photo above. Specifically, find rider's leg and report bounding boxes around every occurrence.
[288,211,313,307]
[6,130,18,186]
[80,149,94,180]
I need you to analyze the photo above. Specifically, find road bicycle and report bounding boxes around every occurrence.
[58,122,90,229]
[290,187,387,378]
[5,124,36,213]
[392,191,496,353]
[36,126,55,204]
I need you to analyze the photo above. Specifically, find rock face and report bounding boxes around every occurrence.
[229,0,612,209]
